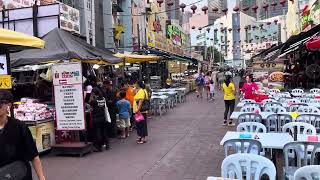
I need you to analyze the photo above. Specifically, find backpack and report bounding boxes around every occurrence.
[196,75,205,86]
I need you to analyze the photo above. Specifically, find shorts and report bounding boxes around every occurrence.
[117,118,131,128]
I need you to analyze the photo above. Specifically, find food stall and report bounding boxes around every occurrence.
[0,28,48,152]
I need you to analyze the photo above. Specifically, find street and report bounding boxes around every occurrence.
[37,89,235,180]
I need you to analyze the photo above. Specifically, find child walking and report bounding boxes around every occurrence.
[209,80,215,100]
[116,91,131,139]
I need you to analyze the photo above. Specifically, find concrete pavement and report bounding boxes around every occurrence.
[37,89,237,180]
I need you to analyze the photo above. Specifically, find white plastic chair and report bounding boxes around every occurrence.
[261,99,277,106]
[268,89,280,95]
[289,103,308,112]
[241,99,256,104]
[284,98,301,105]
[310,88,320,94]
[282,122,317,135]
[294,165,320,180]
[283,142,320,180]
[292,89,304,97]
[264,106,287,113]
[238,113,263,123]
[237,122,266,133]
[240,106,260,113]
[264,102,282,109]
[297,106,320,114]
[266,114,292,132]
[221,154,276,180]
[299,98,311,103]
[309,99,320,104]
[223,139,262,157]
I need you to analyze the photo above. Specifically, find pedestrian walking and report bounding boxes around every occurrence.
[90,88,110,151]
[222,76,236,126]
[204,72,211,100]
[116,91,131,139]
[195,72,205,98]
[0,90,46,180]
[209,80,215,100]
[134,81,149,144]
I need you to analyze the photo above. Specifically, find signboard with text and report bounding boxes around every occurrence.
[0,55,8,75]
[52,62,85,130]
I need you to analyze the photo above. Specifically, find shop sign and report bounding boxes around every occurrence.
[0,55,8,75]
[167,25,182,46]
[28,121,55,153]
[0,75,12,89]
[310,0,320,25]
[59,2,80,34]
[53,62,85,131]
[153,20,162,33]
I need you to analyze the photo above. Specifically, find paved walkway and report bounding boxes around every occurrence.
[37,89,238,180]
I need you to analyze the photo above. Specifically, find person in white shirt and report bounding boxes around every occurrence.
[209,80,215,100]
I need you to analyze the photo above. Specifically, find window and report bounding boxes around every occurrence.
[88,21,92,29]
[87,0,92,10]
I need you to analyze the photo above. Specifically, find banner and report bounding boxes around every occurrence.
[52,62,85,130]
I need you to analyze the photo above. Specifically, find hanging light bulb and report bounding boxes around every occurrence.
[202,6,208,14]
[212,7,219,13]
[191,5,197,14]
[180,3,186,12]
[222,8,228,15]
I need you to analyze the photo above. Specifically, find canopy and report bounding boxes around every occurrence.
[279,24,320,57]
[10,28,123,67]
[306,37,320,50]
[0,28,45,51]
[114,53,161,63]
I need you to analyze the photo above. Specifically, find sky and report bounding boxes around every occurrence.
[180,0,237,10]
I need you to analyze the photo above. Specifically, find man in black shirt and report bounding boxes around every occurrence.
[0,90,45,180]
[102,80,118,138]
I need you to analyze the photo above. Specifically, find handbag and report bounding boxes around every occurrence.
[103,98,111,123]
[134,112,145,122]
[140,90,150,112]
[0,161,27,180]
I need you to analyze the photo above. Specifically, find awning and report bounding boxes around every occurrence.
[114,53,161,63]
[10,28,122,67]
[146,48,197,64]
[264,44,284,61]
[0,28,45,51]
[306,36,320,51]
[279,24,320,56]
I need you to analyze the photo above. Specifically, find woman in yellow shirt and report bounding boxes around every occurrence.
[133,81,149,144]
[222,75,236,126]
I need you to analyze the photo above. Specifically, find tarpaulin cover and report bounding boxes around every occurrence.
[10,28,123,67]
[114,53,161,63]
[0,28,45,51]
[306,37,320,50]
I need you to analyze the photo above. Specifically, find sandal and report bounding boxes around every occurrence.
[228,122,235,126]
[222,121,228,126]
[137,140,145,144]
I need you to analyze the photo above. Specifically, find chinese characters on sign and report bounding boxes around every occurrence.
[52,62,85,130]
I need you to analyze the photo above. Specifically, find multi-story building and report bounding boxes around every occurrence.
[208,0,224,24]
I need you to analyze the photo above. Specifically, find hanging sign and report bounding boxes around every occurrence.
[52,62,85,130]
[0,75,12,89]
[0,55,8,75]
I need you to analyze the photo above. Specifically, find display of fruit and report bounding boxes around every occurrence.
[269,72,284,82]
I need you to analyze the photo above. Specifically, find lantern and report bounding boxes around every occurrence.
[202,6,208,14]
[228,28,232,32]
[212,7,219,13]
[237,28,241,32]
[233,5,240,12]
[214,28,218,32]
[191,5,197,14]
[252,5,258,14]
[191,26,195,30]
[198,27,202,31]
[157,0,164,7]
[180,3,186,12]
[280,0,286,7]
[220,27,225,32]
[242,6,249,12]
[271,0,277,10]
[222,8,228,15]
[252,25,257,30]
[167,1,174,6]
[267,22,271,26]
[206,27,210,33]
[244,26,249,31]
[274,19,278,25]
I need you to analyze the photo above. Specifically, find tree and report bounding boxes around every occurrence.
[207,46,225,63]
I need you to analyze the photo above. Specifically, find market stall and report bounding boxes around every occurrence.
[10,28,123,156]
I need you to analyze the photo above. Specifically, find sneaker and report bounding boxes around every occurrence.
[222,121,228,126]
[228,122,236,127]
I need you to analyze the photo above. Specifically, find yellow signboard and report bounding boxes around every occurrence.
[0,75,12,89]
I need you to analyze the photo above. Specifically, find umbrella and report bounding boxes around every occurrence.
[0,28,45,50]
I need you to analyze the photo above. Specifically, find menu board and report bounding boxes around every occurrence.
[0,0,55,11]
[59,2,80,34]
[52,62,85,130]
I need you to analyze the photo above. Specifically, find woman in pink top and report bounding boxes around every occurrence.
[241,75,258,99]
[204,72,211,100]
